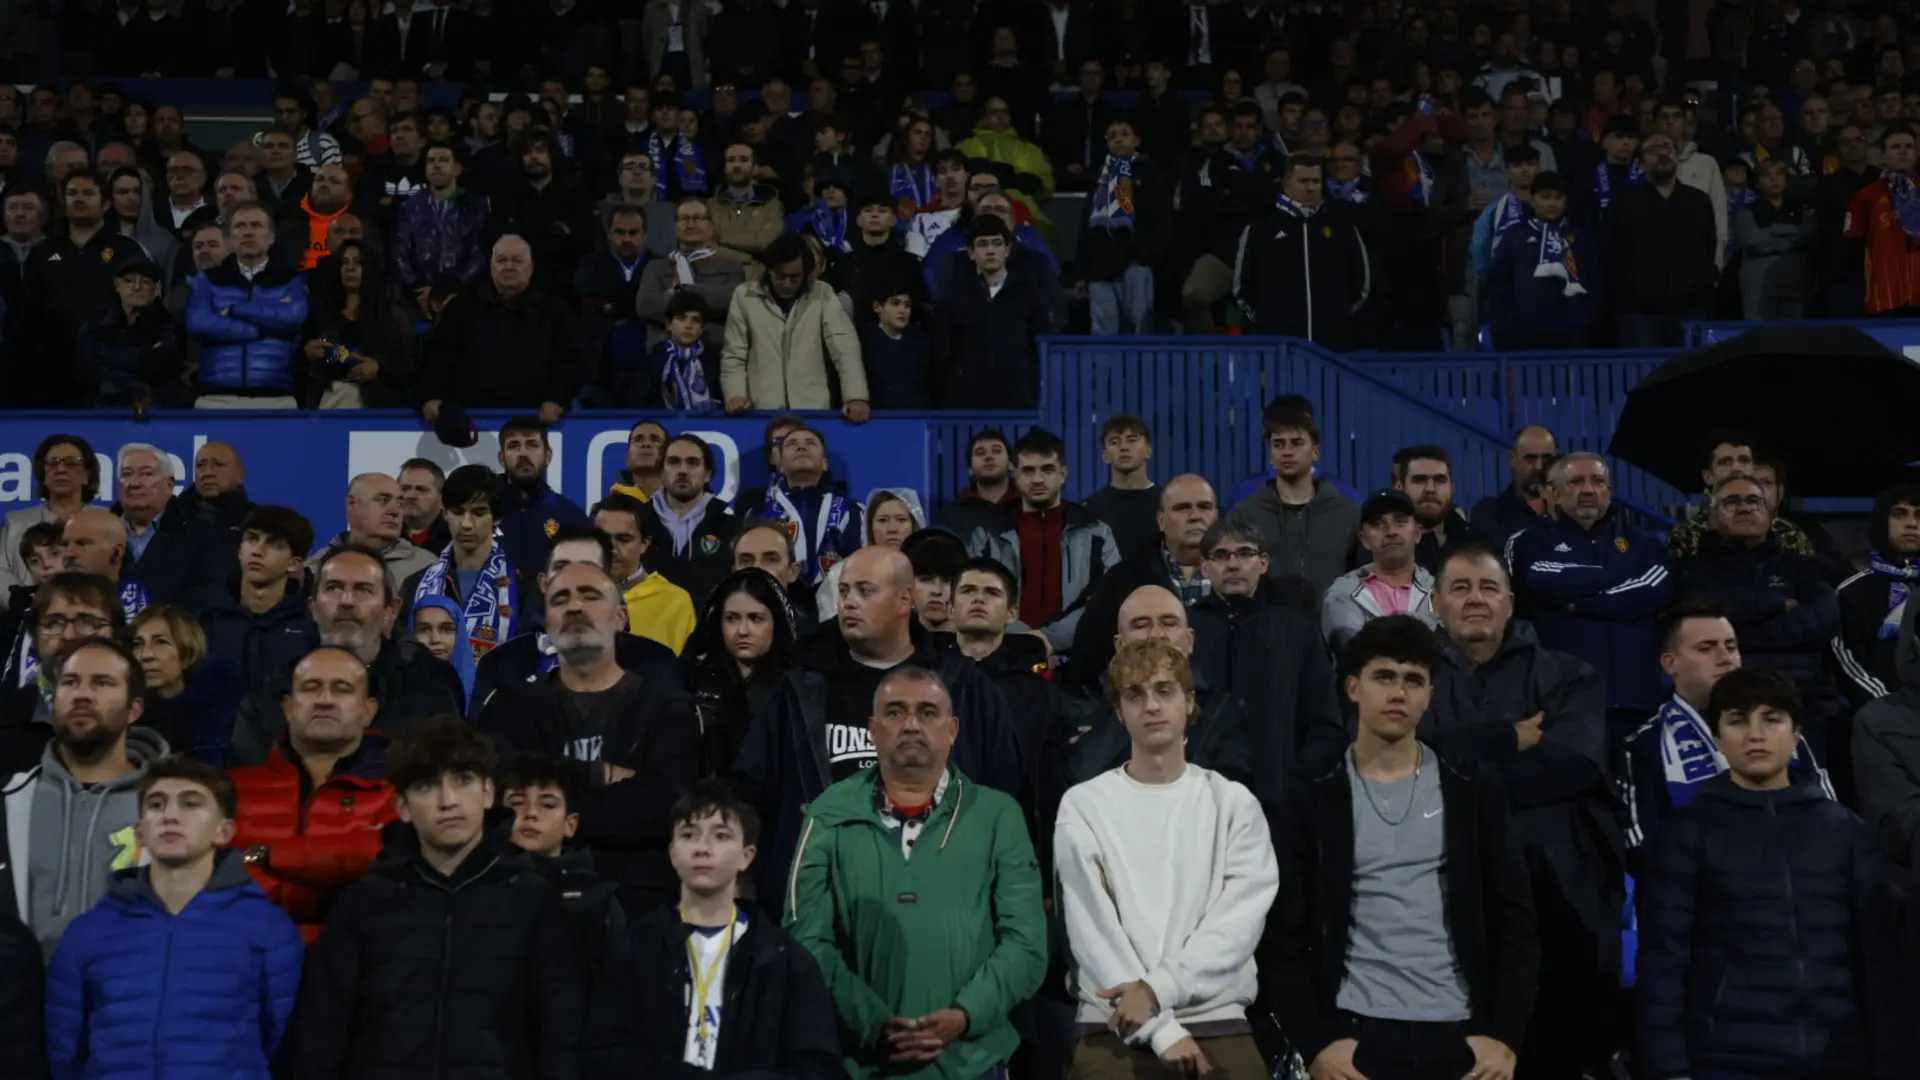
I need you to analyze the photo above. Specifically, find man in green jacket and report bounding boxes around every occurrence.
[784,664,1046,1080]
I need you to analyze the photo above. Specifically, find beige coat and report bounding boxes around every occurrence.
[720,278,868,409]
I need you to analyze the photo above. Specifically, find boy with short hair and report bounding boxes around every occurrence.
[856,279,932,409]
[18,522,63,586]
[626,290,721,412]
[1082,414,1161,557]
[45,756,305,1079]
[1638,667,1900,1080]
[499,754,625,973]
[584,779,841,1078]
[1485,170,1598,350]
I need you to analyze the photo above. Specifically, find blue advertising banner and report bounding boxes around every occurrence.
[0,411,936,544]
[1688,319,1920,358]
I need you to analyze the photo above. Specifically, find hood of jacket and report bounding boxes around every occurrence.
[106,845,255,908]
[687,567,801,672]
[868,487,927,530]
[39,725,168,790]
[368,808,534,887]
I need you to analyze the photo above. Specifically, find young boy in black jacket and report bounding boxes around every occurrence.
[500,755,626,980]
[583,780,841,1080]
[856,280,932,408]
[1637,667,1902,1080]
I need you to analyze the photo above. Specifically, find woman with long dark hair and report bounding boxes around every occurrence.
[682,568,799,775]
[301,238,416,407]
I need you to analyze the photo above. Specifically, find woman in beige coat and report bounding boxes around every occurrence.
[720,234,871,419]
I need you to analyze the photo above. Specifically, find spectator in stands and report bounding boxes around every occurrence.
[105,166,179,281]
[111,445,220,612]
[934,431,1018,541]
[301,238,415,409]
[185,221,228,273]
[127,605,231,762]
[396,460,448,556]
[784,661,1042,1077]
[494,129,593,299]
[44,755,304,1078]
[921,186,1059,310]
[1082,415,1161,558]
[645,435,739,609]
[1735,158,1818,320]
[402,465,522,675]
[850,278,930,408]
[1669,435,1827,564]
[495,755,626,977]
[720,233,869,417]
[155,150,215,240]
[186,202,308,409]
[1,568,122,739]
[0,187,46,294]
[1468,142,1540,285]
[1180,102,1285,334]
[1235,153,1371,350]
[967,429,1120,655]
[1047,60,1122,192]
[198,505,318,728]
[591,493,697,654]
[76,257,184,408]
[931,215,1055,408]
[1509,453,1675,715]
[1424,543,1618,1080]
[1077,117,1168,336]
[293,716,583,1077]
[419,234,583,419]
[902,149,976,257]
[252,128,311,215]
[1055,635,1275,1079]
[478,561,699,911]
[1189,520,1344,796]
[1266,614,1537,1080]
[18,172,143,406]
[392,141,490,306]
[617,289,720,410]
[1843,124,1920,316]
[949,555,1067,797]
[1226,407,1360,607]
[1469,425,1558,545]
[226,643,397,945]
[635,197,745,349]
[830,192,921,315]
[1836,485,1920,707]
[1324,489,1438,654]
[602,152,676,258]
[313,472,437,592]
[58,508,142,615]
[272,84,342,167]
[1391,445,1470,574]
[1653,97,1729,262]
[228,545,462,767]
[1606,132,1720,347]
[7,637,168,954]
[576,203,648,379]
[274,163,356,272]
[1571,115,1643,226]
[747,424,861,587]
[1069,472,1218,685]
[357,110,428,227]
[609,420,669,501]
[1486,171,1600,349]
[0,436,95,610]
[707,142,784,267]
[1637,667,1899,1080]
[1679,473,1846,757]
[495,419,592,580]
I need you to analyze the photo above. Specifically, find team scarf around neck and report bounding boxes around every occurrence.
[19,580,146,688]
[1595,159,1645,210]
[764,478,856,584]
[648,132,707,196]
[672,247,715,285]
[1870,551,1920,639]
[411,538,518,668]
[1275,192,1317,218]
[889,161,934,220]
[1490,191,1528,249]
[1656,697,1832,810]
[1531,218,1587,296]
[663,340,717,413]
[1404,150,1434,206]
[1888,172,1920,243]
[1326,173,1372,203]
[810,201,851,252]
[1088,154,1136,229]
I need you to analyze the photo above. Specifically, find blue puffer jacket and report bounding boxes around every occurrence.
[184,257,309,396]
[44,850,305,1080]
[1637,774,1902,1080]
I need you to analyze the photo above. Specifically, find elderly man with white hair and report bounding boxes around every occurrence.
[310,472,437,594]
[108,443,222,613]
[420,233,584,422]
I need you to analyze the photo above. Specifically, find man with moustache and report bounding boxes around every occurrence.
[227,547,463,768]
[609,419,669,502]
[1471,426,1559,546]
[495,418,591,583]
[0,638,170,953]
[1392,445,1470,574]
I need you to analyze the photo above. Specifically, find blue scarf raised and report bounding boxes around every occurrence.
[1326,174,1372,204]
[763,478,858,585]
[810,201,850,252]
[1888,172,1920,243]
[889,162,934,221]
[663,340,716,413]
[648,132,707,196]
[1870,551,1920,639]
[1531,218,1588,296]
[1088,154,1136,229]
[410,538,519,671]
[1594,159,1644,211]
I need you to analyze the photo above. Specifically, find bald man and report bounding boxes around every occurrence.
[1470,424,1560,544]
[476,560,700,910]
[735,544,1027,909]
[310,474,436,594]
[1069,474,1221,688]
[419,233,585,421]
[62,508,151,620]
[179,441,256,539]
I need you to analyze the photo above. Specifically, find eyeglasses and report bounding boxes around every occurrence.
[39,613,111,635]
[1205,547,1263,563]
[1717,495,1765,511]
[43,455,87,470]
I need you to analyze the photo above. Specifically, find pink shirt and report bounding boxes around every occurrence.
[1360,570,1413,616]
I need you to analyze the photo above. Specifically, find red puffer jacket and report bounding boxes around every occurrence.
[227,732,398,946]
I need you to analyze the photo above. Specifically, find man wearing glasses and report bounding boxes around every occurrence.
[598,151,675,257]
[634,196,744,348]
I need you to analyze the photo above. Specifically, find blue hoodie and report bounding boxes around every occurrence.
[411,593,478,702]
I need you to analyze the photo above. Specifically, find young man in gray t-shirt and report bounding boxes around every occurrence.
[1263,614,1540,1080]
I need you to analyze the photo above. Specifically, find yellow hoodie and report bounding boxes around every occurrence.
[622,572,697,654]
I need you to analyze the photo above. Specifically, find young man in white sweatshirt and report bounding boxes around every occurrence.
[1054,637,1278,1079]
[1264,614,1538,1080]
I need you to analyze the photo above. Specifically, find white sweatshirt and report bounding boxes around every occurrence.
[1054,763,1279,1056]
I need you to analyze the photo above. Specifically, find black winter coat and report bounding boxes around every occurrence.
[1264,750,1538,1064]
[930,266,1055,410]
[584,905,843,1080]
[825,235,924,320]
[117,498,225,614]
[1636,775,1901,1080]
[478,667,701,911]
[644,501,741,613]
[74,302,186,408]
[197,581,319,711]
[538,848,626,983]
[418,283,584,410]
[0,909,46,1080]
[1679,533,1845,725]
[1232,204,1372,351]
[229,638,464,766]
[1074,155,1173,282]
[1603,182,1720,314]
[293,821,585,1080]
[1189,589,1346,806]
[470,631,684,718]
[1066,538,1189,691]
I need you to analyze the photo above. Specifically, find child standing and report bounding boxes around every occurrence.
[856,280,932,409]
[624,290,721,411]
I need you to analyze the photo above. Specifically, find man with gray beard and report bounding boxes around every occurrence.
[225,546,464,767]
[479,562,700,910]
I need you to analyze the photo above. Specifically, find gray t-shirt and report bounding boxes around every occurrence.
[1336,746,1472,1022]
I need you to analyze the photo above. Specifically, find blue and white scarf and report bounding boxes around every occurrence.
[1650,696,1833,814]
[1488,192,1527,260]
[410,537,519,668]
[889,161,934,220]
[648,132,707,196]
[1405,150,1434,206]
[1275,192,1317,218]
[1869,551,1920,639]
[1726,187,1758,257]
[1889,171,1920,243]
[1088,154,1136,229]
[662,340,716,414]
[17,580,146,688]
[1531,219,1588,297]
[810,201,850,252]
[1326,174,1372,204]
[764,479,858,585]
[1594,159,1644,211]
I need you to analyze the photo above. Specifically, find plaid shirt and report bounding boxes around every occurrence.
[1164,547,1213,607]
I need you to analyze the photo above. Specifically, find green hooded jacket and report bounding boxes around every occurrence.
[782,765,1046,1080]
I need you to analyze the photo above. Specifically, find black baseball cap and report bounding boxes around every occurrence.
[1360,489,1416,523]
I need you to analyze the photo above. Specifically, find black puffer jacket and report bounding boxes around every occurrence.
[1636,774,1901,1080]
[418,282,584,409]
[229,638,464,766]
[0,909,46,1080]
[295,818,584,1080]
[1679,532,1845,725]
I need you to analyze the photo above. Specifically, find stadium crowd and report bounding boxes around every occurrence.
[0,3,1917,1080]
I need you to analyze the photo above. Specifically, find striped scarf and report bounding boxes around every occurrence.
[1087,154,1136,229]
[889,161,934,220]
[410,539,518,669]
[663,340,716,413]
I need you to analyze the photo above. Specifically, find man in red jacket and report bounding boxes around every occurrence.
[227,645,397,945]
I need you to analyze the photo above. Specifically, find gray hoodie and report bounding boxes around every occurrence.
[1226,478,1361,604]
[23,726,168,954]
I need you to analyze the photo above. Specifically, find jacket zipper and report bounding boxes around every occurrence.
[1778,799,1807,1063]
[1300,220,1315,341]
[418,855,498,1080]
[152,915,177,1073]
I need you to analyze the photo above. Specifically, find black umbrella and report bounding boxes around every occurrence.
[1607,325,1920,498]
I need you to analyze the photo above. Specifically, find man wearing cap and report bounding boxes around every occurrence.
[185,201,308,409]
[1322,489,1437,653]
[81,258,186,408]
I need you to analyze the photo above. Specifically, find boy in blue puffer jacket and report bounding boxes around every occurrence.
[44,756,304,1080]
